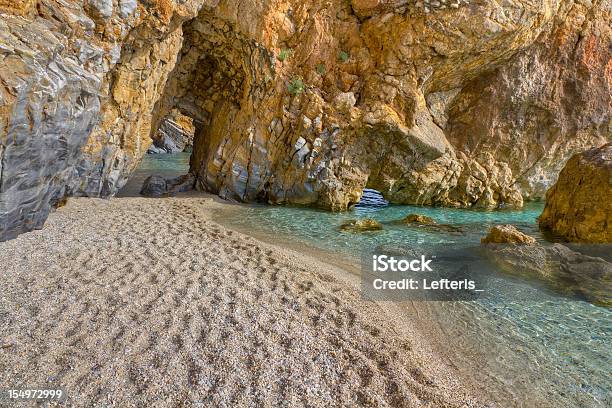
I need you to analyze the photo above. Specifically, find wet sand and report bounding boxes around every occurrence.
[0,195,483,407]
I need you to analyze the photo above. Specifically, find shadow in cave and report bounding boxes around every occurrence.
[116,110,197,197]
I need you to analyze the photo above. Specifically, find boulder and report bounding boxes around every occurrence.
[401,214,437,225]
[481,224,536,245]
[539,144,612,243]
[140,175,168,197]
[339,219,383,232]
[140,174,195,197]
[484,243,612,307]
[167,173,196,195]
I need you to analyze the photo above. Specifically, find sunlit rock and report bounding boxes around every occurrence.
[539,144,612,243]
[481,225,536,245]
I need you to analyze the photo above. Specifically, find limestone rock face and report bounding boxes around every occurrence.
[539,143,612,243]
[0,0,610,239]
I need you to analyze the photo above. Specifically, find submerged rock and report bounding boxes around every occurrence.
[481,225,536,245]
[484,243,612,307]
[401,214,437,225]
[394,214,463,235]
[339,219,383,233]
[539,144,612,243]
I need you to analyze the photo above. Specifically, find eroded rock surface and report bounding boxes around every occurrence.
[539,143,612,243]
[140,173,195,197]
[1,0,610,239]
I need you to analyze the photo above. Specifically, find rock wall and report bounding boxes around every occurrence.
[1,0,610,239]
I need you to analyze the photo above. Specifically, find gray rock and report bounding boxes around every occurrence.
[0,20,101,242]
[167,173,196,195]
[147,145,166,154]
[151,118,193,153]
[140,176,168,197]
[119,0,138,18]
[89,0,113,19]
[484,243,612,307]
[140,174,195,197]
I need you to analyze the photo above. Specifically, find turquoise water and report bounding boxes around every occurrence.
[216,201,611,407]
[128,154,611,407]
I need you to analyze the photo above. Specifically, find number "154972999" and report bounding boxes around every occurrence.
[5,388,65,401]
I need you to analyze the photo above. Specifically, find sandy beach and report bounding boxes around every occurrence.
[0,195,482,407]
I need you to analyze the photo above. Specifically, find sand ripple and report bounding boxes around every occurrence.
[0,197,479,407]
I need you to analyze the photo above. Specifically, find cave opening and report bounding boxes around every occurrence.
[353,189,389,209]
[116,109,196,197]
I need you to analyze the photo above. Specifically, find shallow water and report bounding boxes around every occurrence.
[215,200,611,407]
[131,153,611,407]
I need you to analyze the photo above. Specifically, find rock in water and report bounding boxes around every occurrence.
[484,243,612,307]
[339,219,383,232]
[395,214,463,234]
[481,225,536,245]
[539,144,612,243]
[140,176,168,197]
[401,214,437,225]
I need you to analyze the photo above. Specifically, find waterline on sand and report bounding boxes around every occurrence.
[212,201,611,408]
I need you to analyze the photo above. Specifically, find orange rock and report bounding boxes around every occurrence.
[539,144,612,243]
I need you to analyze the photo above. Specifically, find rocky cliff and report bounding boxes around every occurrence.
[1,0,610,240]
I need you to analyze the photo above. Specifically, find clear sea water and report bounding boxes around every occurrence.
[127,155,612,407]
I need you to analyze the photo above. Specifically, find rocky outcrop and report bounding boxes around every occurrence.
[1,1,610,240]
[484,243,612,307]
[481,225,537,245]
[539,143,612,243]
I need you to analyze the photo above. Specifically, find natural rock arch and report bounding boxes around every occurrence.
[0,0,610,240]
